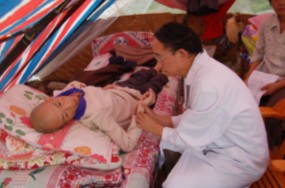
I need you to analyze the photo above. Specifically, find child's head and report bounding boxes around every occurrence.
[30,94,81,133]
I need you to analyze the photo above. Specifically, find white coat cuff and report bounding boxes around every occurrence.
[171,115,181,128]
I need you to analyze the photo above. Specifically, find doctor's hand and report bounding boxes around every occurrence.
[136,111,163,136]
[137,103,156,117]
[140,89,156,106]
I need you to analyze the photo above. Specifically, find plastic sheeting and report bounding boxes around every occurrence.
[0,0,113,92]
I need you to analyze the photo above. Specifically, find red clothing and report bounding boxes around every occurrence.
[154,0,236,40]
[201,0,235,40]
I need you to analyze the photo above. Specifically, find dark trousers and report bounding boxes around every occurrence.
[117,68,169,95]
[260,88,285,147]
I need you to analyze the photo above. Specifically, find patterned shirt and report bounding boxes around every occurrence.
[251,14,285,77]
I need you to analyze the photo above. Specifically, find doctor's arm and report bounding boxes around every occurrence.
[137,103,174,128]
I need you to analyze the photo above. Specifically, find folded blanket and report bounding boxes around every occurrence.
[113,45,155,66]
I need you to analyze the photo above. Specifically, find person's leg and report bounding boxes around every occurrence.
[153,150,181,188]
[264,88,285,150]
[163,151,255,188]
[117,68,158,92]
[139,73,169,95]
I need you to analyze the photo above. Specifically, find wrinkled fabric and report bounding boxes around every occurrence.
[72,64,134,87]
[251,14,285,77]
[59,82,143,152]
[200,0,235,40]
[113,45,156,66]
[117,68,168,95]
[160,51,269,187]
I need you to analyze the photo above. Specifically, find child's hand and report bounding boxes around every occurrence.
[140,89,156,106]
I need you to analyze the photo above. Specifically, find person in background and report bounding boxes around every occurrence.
[136,22,269,188]
[244,0,285,150]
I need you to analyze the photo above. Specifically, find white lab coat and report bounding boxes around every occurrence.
[160,51,269,188]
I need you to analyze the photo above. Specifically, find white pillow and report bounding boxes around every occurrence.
[0,84,121,170]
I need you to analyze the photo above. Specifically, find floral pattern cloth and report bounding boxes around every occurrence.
[0,31,180,187]
[0,85,121,171]
[0,75,179,187]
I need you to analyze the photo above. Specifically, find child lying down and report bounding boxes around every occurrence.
[30,68,168,152]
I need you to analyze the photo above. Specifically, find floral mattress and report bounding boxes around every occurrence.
[0,31,180,188]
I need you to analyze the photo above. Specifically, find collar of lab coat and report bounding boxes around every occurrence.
[184,50,210,86]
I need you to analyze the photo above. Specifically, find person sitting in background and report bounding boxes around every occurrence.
[244,0,285,150]
[30,68,168,152]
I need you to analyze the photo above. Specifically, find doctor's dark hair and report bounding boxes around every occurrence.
[154,22,203,54]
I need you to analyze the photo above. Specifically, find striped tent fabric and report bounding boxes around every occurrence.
[0,1,63,49]
[0,0,66,66]
[0,0,115,93]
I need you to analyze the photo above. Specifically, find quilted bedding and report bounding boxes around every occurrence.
[0,31,180,188]
[0,75,179,188]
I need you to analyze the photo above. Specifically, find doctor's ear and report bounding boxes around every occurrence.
[176,48,193,59]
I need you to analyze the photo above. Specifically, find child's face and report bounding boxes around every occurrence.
[38,94,81,132]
